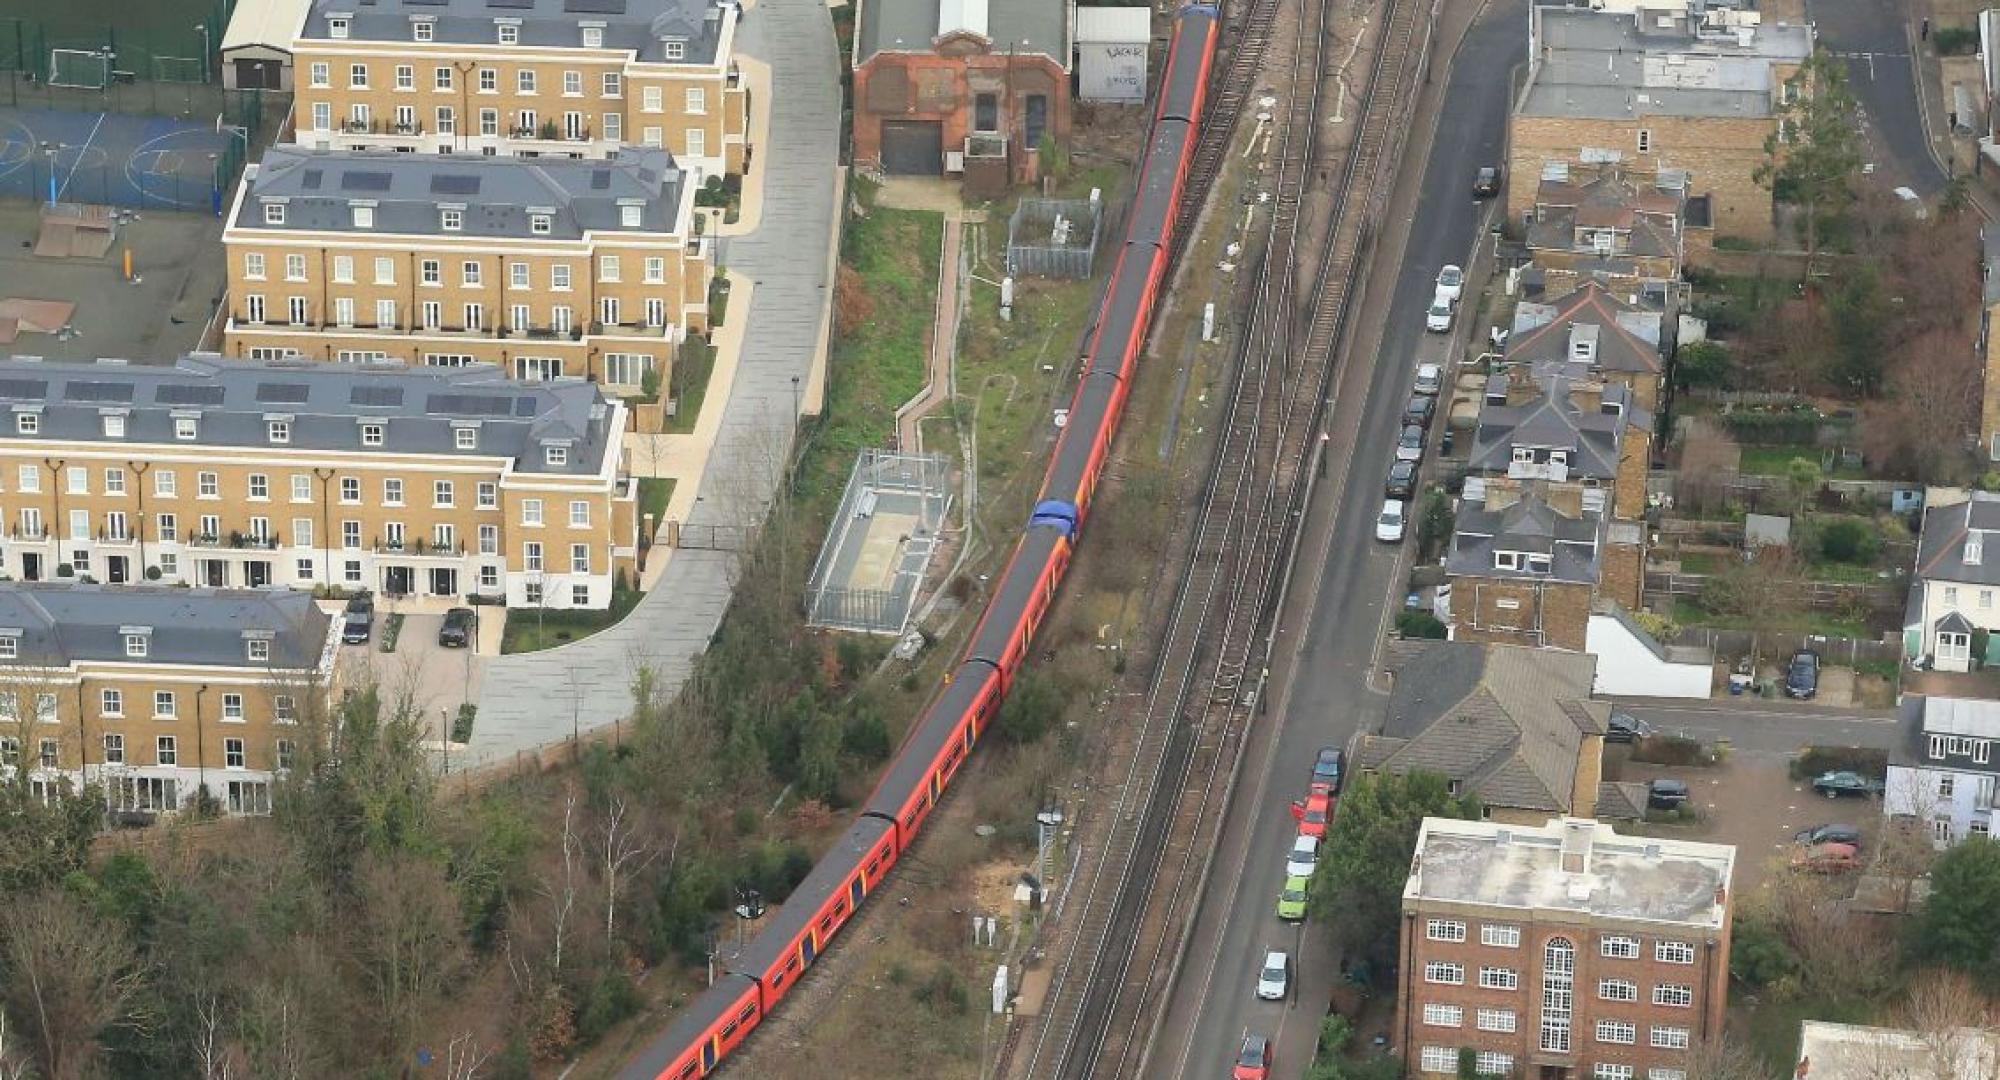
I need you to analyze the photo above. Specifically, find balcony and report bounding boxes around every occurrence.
[372,539,467,558]
[9,527,48,542]
[342,118,376,134]
[510,324,584,342]
[590,320,670,339]
[187,533,282,551]
[391,120,425,136]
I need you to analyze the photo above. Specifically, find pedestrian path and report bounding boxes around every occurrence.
[456,0,842,770]
[897,213,963,454]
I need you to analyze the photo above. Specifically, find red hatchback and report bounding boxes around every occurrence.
[1291,792,1333,839]
[1233,1033,1271,1080]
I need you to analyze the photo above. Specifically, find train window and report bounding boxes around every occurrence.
[722,1021,739,1040]
[772,972,785,989]
[819,915,835,934]
[946,744,963,769]
[867,854,883,877]
[833,898,848,918]
[677,1064,698,1080]
[786,956,801,973]
[904,812,918,829]
[738,1004,756,1023]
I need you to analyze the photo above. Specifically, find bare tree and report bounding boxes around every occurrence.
[0,890,144,1080]
[1683,1034,1765,1080]
[441,1032,492,1080]
[1888,970,2000,1080]
[596,793,657,941]
[1756,863,1898,1000]
[0,1012,36,1080]
[193,992,240,1080]
[350,853,465,1065]
[1863,326,1983,485]
[540,789,582,980]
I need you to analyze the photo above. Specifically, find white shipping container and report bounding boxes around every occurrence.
[1075,8,1150,103]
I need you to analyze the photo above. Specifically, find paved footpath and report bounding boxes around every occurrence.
[458,0,841,769]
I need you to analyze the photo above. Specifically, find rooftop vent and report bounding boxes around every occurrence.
[1559,818,1595,874]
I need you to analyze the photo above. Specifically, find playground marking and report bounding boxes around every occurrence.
[53,111,107,204]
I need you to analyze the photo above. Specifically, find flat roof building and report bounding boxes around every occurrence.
[1397,816,1735,1078]
[222,145,709,392]
[0,582,337,818]
[1796,1019,2000,1080]
[0,355,636,609]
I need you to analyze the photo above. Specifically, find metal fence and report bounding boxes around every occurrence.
[805,449,952,636]
[1006,196,1104,279]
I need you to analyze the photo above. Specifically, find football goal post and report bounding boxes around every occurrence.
[48,48,111,89]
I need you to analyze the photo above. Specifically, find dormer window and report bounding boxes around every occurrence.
[1511,446,1535,464]
[268,419,291,444]
[530,213,552,235]
[1526,554,1551,574]
[0,635,16,660]
[361,423,385,447]
[124,632,149,658]
[413,18,434,42]
[496,19,520,45]
[441,208,462,231]
[620,204,642,228]
[328,15,350,38]
[247,638,271,663]
[264,202,286,225]
[175,415,199,440]
[14,413,36,436]
[664,37,686,60]
[351,203,375,229]
[455,426,478,450]
[1968,531,1985,567]
[101,413,125,438]
[1495,552,1520,571]
[545,444,568,466]
[583,25,604,47]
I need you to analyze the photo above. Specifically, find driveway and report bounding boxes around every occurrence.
[339,611,488,747]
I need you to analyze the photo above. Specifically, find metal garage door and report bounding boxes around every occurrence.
[880,120,943,175]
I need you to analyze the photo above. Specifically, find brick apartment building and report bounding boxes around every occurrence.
[0,356,636,610]
[0,583,336,818]
[222,145,709,392]
[1509,5,1810,244]
[1397,816,1737,1079]
[1524,165,1692,297]
[852,0,1069,191]
[290,0,748,181]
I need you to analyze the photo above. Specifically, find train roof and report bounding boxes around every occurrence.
[728,816,895,978]
[615,973,757,1080]
[863,660,1001,820]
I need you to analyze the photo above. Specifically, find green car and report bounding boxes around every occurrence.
[1277,874,1310,921]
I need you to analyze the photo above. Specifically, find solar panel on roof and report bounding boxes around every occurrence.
[254,383,311,404]
[426,393,516,418]
[430,174,482,196]
[339,171,392,192]
[154,384,226,406]
[350,386,405,408]
[485,0,535,8]
[590,169,611,190]
[515,397,540,418]
[565,0,628,12]
[64,381,134,403]
[302,169,323,189]
[0,379,47,400]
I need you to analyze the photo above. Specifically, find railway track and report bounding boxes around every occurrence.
[1017,0,1437,1075]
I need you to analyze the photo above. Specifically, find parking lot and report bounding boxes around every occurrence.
[334,605,496,749]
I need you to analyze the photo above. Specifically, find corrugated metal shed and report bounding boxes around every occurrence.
[1074,7,1149,103]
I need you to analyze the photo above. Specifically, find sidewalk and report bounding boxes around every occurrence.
[458,0,843,770]
[897,213,962,453]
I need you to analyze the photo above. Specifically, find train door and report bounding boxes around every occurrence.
[802,936,817,966]
[849,877,865,909]
[702,1041,718,1070]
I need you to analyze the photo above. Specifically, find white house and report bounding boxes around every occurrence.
[1885,695,2000,848]
[1909,490,2000,672]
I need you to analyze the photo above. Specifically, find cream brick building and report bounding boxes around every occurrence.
[222,145,707,392]
[0,583,337,818]
[1509,6,1811,244]
[0,355,636,609]
[1396,816,1736,1079]
[291,0,748,181]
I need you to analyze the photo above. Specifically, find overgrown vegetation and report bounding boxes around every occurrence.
[1309,770,1481,971]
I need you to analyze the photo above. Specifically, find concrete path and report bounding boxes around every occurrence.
[897,213,963,454]
[457,0,842,771]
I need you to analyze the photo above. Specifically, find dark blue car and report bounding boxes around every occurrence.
[1785,650,1820,699]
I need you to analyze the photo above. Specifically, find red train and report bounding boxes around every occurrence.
[620,6,1220,1075]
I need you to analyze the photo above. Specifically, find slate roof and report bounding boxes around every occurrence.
[1523,6,1811,121]
[235,145,684,239]
[0,584,331,670]
[1355,643,1607,814]
[1446,486,1604,586]
[1594,781,1649,822]
[0,355,616,476]
[1891,695,2000,778]
[299,0,729,66]
[1509,283,1666,379]
[1468,375,1651,480]
[1529,172,1683,262]
[1916,493,2000,588]
[856,0,1068,65]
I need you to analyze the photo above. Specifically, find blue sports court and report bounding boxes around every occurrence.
[0,106,236,213]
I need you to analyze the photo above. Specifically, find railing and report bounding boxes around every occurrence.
[371,540,466,557]
[391,120,425,136]
[186,534,282,551]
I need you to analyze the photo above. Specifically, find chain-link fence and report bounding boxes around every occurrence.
[806,450,953,636]
[1006,196,1104,279]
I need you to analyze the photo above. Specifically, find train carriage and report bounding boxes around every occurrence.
[622,974,759,1080]
[1039,372,1126,516]
[863,662,1004,841]
[727,817,899,1005]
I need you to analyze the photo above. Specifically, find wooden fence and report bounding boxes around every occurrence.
[1662,625,1904,667]
[1643,571,1904,614]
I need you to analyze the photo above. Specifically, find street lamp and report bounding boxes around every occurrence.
[40,141,59,209]
[192,23,211,85]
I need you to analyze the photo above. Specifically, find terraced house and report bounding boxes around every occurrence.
[291,0,748,181]
[0,583,337,818]
[222,146,708,392]
[0,356,636,610]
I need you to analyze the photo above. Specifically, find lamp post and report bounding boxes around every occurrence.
[192,22,211,85]
[40,141,59,208]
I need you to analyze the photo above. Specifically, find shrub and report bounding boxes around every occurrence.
[1729,911,1798,988]
[1789,745,1888,781]
[1630,734,1716,767]
[573,970,641,1044]
[842,705,890,762]
[1673,340,1732,391]
[1817,518,1878,564]
[1720,410,1823,446]
[1934,26,1979,55]
[993,671,1061,745]
[1396,611,1447,639]
[55,563,73,578]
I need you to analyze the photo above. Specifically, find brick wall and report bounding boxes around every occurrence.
[1451,577,1593,651]
[1601,532,1647,611]
[1508,113,1778,242]
[853,45,1069,185]
[1983,301,2000,465]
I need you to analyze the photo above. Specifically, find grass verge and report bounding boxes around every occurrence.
[638,477,676,527]
[380,612,404,653]
[665,339,717,435]
[501,588,643,653]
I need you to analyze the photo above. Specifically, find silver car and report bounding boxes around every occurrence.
[1414,362,1442,396]
[1396,424,1425,462]
[1286,834,1320,878]
[1256,950,1290,1001]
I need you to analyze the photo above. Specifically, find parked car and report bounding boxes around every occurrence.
[1309,746,1343,795]
[1647,778,1690,811]
[1394,426,1425,464]
[1384,459,1417,498]
[1276,874,1310,921]
[1375,499,1407,544]
[1811,771,1883,799]
[1413,362,1443,396]
[1403,394,1435,428]
[438,607,476,648]
[1234,1033,1272,1080]
[1785,650,1821,699]
[1435,264,1464,304]
[1425,294,1454,333]
[1790,842,1862,874]
[1285,834,1320,878]
[1605,711,1654,744]
[1472,165,1502,198]
[340,591,375,645]
[1291,792,1333,839]
[1256,950,1291,1001]
[1794,823,1862,848]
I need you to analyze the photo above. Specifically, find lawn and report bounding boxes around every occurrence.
[1738,445,1865,480]
[501,588,644,653]
[665,339,717,435]
[1670,599,1873,640]
[638,477,676,526]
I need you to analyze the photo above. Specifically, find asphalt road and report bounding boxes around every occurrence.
[1612,699,1901,757]
[1806,0,1948,195]
[1143,4,1528,1077]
